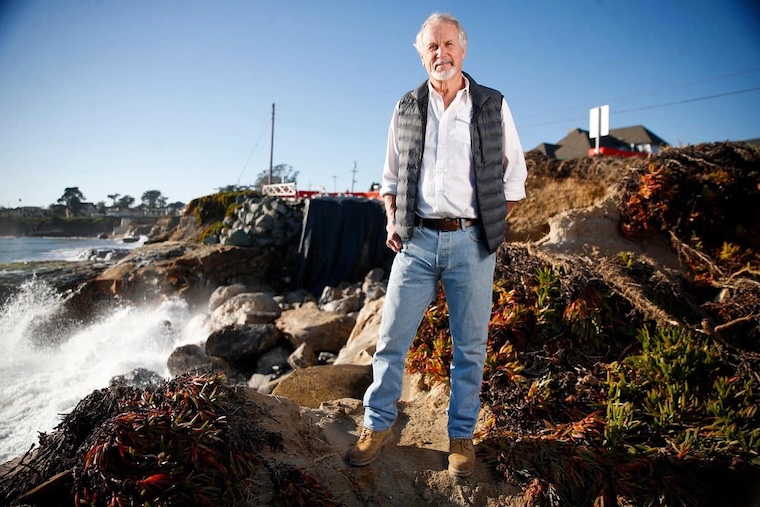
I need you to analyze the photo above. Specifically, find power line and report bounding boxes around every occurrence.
[520,86,760,128]
[235,112,271,186]
[615,86,760,114]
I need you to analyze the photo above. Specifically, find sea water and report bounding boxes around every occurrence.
[0,236,143,264]
[0,237,210,463]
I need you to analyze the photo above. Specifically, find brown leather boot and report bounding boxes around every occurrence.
[448,438,475,477]
[348,427,393,466]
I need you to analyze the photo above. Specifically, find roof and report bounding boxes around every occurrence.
[529,125,670,159]
[609,126,668,147]
[531,143,559,159]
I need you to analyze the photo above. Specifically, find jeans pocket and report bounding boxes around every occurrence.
[466,225,484,243]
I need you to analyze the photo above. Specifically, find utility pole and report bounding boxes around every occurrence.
[269,103,275,184]
[350,161,357,193]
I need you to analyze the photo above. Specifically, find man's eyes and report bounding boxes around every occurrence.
[428,42,454,51]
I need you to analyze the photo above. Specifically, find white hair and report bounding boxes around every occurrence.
[414,12,468,54]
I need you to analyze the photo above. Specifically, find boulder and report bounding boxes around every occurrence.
[334,297,384,365]
[271,364,372,408]
[167,343,225,377]
[208,283,247,312]
[254,344,292,375]
[276,306,356,353]
[321,294,362,314]
[109,367,164,390]
[288,342,317,370]
[209,292,282,330]
[279,289,317,308]
[205,323,282,363]
[247,373,280,394]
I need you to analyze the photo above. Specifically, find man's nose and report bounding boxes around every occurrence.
[435,47,444,58]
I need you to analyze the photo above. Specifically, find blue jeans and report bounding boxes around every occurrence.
[363,224,496,439]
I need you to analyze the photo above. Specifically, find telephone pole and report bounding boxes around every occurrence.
[350,161,357,193]
[269,103,275,184]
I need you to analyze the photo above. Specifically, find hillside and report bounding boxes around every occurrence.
[1,142,759,507]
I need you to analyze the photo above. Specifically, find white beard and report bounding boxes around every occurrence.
[431,66,457,81]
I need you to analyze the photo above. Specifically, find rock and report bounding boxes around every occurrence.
[318,351,337,365]
[363,282,386,302]
[208,283,247,312]
[247,373,286,394]
[288,342,317,370]
[319,286,341,305]
[62,242,284,322]
[166,343,224,376]
[226,229,253,247]
[334,297,384,365]
[209,292,282,330]
[364,267,385,283]
[276,306,356,353]
[321,294,362,314]
[255,344,293,375]
[271,364,372,408]
[279,288,318,308]
[109,368,164,390]
[205,324,282,364]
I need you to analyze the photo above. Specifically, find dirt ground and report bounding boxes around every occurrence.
[249,373,524,507]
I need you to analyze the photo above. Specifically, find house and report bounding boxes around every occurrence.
[531,125,669,160]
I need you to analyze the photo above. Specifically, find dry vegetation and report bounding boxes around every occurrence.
[411,142,760,506]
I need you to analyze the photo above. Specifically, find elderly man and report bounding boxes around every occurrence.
[349,12,527,477]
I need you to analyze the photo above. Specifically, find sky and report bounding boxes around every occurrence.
[1,0,759,209]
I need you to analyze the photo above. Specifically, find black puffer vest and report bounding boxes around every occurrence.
[395,72,507,253]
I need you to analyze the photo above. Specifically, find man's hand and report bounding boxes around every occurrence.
[384,193,401,252]
[386,225,402,252]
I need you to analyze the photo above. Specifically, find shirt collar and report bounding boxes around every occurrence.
[427,74,471,102]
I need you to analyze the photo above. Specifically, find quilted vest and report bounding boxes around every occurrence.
[395,72,507,253]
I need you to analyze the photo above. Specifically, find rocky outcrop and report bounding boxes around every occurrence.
[59,241,282,325]
[217,197,304,249]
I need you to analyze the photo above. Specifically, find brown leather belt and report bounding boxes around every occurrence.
[415,217,477,232]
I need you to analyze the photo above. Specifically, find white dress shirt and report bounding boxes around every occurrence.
[380,77,527,219]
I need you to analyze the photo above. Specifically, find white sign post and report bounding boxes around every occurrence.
[589,105,609,155]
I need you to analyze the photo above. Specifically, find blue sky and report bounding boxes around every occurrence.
[1,0,758,208]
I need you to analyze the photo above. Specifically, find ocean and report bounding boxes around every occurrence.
[0,236,141,264]
[0,237,210,463]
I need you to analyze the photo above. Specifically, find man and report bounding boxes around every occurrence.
[349,12,527,477]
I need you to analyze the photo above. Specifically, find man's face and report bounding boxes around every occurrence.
[420,21,466,82]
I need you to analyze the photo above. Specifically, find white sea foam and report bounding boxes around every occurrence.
[0,279,210,463]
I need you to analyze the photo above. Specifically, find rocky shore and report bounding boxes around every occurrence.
[2,143,759,507]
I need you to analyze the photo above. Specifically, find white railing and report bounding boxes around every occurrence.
[261,182,297,197]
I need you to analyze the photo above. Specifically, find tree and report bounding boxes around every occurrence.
[141,190,166,209]
[107,193,121,207]
[253,164,298,189]
[96,201,107,213]
[116,195,135,210]
[58,187,85,217]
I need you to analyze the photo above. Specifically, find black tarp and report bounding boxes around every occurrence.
[295,197,393,296]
